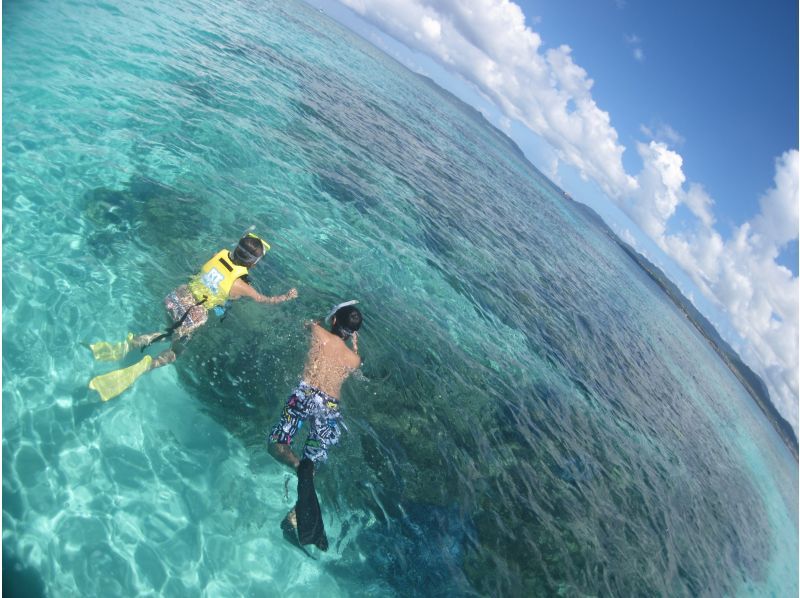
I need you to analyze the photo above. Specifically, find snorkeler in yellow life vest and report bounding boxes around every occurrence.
[88,233,298,402]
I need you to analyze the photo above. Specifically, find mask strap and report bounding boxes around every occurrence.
[234,244,262,266]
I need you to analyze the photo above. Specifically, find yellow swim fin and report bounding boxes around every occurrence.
[89,355,152,402]
[89,333,134,361]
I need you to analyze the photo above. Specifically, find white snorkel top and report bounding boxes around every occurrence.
[325,299,359,324]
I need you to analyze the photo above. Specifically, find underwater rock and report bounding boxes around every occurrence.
[328,501,475,597]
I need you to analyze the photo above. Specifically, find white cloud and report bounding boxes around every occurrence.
[654,151,799,428]
[621,141,685,238]
[624,33,644,62]
[684,183,715,228]
[545,154,561,183]
[640,122,686,146]
[419,15,442,41]
[339,0,637,199]
[618,227,638,247]
[614,147,799,428]
[751,150,800,249]
[336,0,799,429]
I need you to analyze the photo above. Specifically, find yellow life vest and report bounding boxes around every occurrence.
[188,249,249,309]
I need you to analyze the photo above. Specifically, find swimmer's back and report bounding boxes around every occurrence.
[302,323,361,399]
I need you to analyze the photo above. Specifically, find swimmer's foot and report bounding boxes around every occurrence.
[281,509,298,540]
[88,355,153,401]
[281,510,316,558]
[88,333,134,361]
[296,459,328,551]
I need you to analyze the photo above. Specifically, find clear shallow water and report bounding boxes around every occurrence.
[3,0,797,596]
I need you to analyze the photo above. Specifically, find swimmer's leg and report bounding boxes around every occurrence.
[268,389,313,470]
[269,443,300,470]
[151,349,176,369]
[151,336,189,370]
[130,332,167,350]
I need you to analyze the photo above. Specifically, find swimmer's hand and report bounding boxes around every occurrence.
[260,288,298,304]
[351,331,358,355]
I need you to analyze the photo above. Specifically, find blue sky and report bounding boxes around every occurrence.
[522,0,798,259]
[307,0,799,428]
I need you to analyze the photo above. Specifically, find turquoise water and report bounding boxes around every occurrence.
[3,0,797,595]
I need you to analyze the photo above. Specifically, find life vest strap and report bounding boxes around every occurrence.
[141,296,207,351]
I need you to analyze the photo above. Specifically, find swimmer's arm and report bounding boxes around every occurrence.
[230,279,298,304]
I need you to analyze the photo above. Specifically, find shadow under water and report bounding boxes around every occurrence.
[3,548,47,598]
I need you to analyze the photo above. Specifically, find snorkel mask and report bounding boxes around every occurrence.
[326,300,359,340]
[233,232,271,267]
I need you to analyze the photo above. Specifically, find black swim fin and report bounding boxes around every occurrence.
[281,514,316,559]
[295,458,328,551]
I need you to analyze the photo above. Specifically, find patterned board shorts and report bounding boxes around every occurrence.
[164,285,208,338]
[269,381,343,464]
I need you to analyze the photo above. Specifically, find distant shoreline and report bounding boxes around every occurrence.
[617,241,799,461]
[412,71,798,460]
[564,195,799,460]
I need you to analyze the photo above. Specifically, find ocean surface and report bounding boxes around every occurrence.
[3,0,797,596]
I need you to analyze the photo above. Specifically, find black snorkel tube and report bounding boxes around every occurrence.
[332,326,354,340]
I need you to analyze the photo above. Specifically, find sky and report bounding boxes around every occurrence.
[305,0,799,430]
